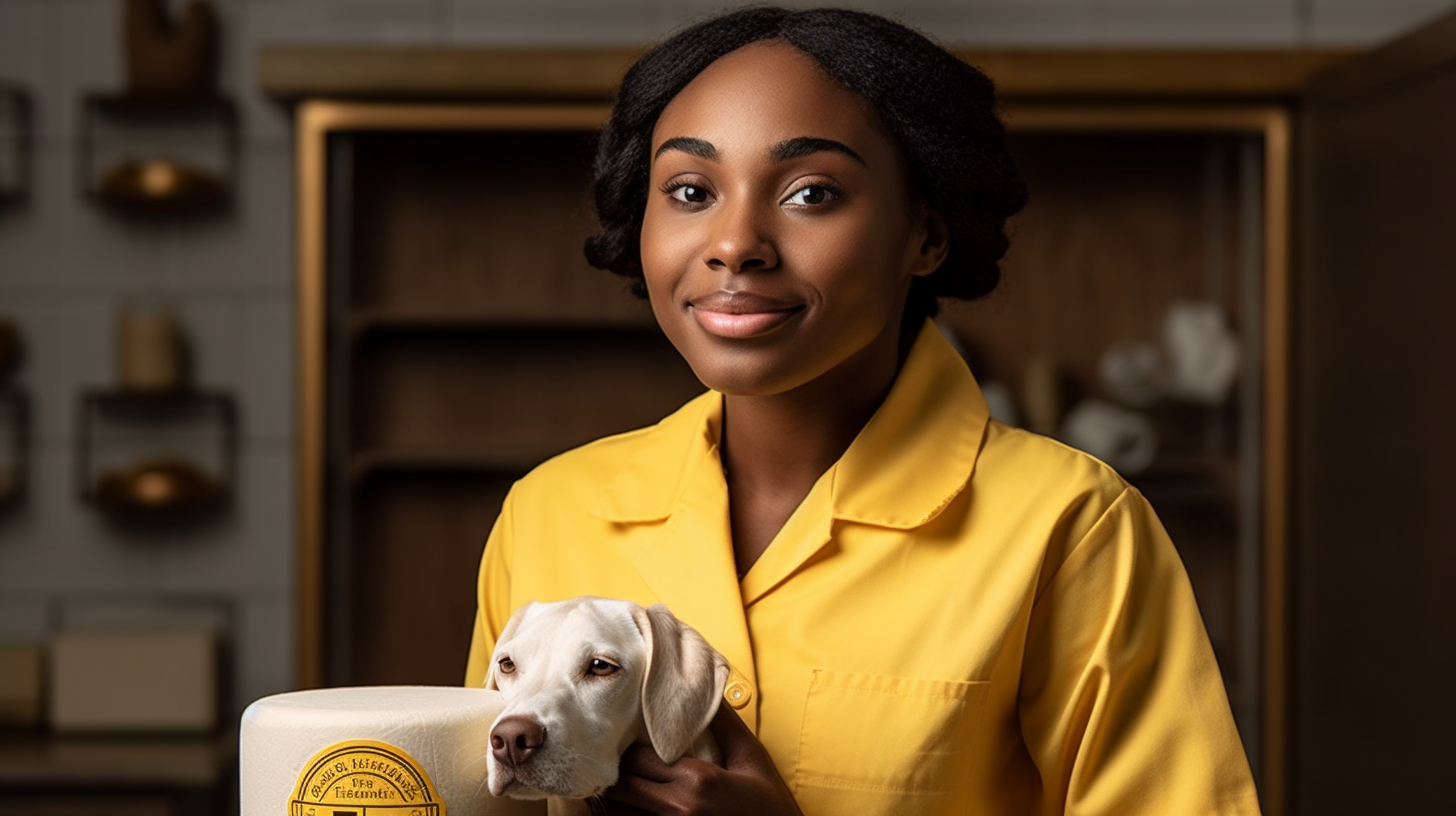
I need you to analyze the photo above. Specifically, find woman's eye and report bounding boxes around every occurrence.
[496,657,515,675]
[785,184,836,206]
[669,184,710,204]
[587,658,620,677]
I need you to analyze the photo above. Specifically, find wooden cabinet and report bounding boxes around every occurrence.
[269,30,1456,814]
[1293,11,1456,816]
[294,103,705,690]
[288,85,1297,802]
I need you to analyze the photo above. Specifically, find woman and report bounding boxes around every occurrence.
[465,7,1261,815]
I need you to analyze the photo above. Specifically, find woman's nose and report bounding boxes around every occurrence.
[702,199,778,273]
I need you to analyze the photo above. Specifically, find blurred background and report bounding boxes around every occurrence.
[1,1,1454,815]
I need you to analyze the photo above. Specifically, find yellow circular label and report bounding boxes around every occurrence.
[289,740,445,816]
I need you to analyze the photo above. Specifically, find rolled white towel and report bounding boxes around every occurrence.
[1061,399,1159,474]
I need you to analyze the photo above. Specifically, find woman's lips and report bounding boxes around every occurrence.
[688,291,803,339]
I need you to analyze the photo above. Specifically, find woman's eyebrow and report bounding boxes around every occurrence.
[652,135,866,167]
[770,137,866,167]
[653,136,717,162]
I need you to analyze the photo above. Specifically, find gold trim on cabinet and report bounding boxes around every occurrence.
[1260,109,1291,816]
[294,101,611,690]
[1003,102,1288,134]
[296,102,326,690]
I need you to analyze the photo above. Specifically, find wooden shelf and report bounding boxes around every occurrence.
[0,733,233,788]
[1130,454,1238,502]
[350,445,567,482]
[79,93,239,218]
[76,389,237,519]
[349,307,656,338]
[348,328,702,454]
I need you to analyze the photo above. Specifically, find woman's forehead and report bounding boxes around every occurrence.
[650,41,890,165]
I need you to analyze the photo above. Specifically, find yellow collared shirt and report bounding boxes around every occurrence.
[466,321,1261,816]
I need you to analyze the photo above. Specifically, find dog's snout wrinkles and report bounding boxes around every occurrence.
[491,714,546,767]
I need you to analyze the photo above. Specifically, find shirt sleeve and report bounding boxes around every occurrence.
[463,485,519,688]
[1018,487,1262,816]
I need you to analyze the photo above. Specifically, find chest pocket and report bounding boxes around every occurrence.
[793,670,989,816]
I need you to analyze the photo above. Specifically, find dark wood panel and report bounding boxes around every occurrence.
[349,130,649,322]
[349,329,704,458]
[943,132,1251,393]
[347,473,514,686]
[1294,10,1456,814]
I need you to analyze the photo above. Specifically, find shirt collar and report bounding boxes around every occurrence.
[591,319,990,529]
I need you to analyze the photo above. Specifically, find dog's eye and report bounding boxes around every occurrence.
[496,656,516,675]
[587,658,620,677]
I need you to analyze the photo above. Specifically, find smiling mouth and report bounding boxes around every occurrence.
[688,292,803,339]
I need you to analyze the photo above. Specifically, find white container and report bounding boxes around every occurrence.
[241,686,538,816]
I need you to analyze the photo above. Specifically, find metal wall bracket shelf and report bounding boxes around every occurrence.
[77,388,238,518]
[78,92,238,216]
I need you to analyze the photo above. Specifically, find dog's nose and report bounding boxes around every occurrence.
[491,714,546,767]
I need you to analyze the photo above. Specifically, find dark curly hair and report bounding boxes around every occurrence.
[584,5,1027,322]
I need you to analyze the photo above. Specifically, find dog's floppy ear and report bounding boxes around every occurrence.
[485,601,538,690]
[630,603,730,764]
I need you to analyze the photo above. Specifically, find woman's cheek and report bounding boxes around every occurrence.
[642,218,702,297]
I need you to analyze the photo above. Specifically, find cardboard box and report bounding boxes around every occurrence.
[0,642,44,727]
[49,630,218,734]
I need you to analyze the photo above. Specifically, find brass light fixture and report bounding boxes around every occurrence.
[79,93,236,215]
[77,0,232,214]
[77,308,236,519]
[77,389,236,518]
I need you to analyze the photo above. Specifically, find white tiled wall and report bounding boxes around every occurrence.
[0,0,1452,718]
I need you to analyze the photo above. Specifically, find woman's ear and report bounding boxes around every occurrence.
[909,204,950,278]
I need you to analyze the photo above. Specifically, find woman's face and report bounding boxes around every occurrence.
[641,41,944,399]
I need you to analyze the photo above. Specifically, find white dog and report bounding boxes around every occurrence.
[484,597,730,809]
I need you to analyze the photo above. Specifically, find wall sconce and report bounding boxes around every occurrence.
[79,93,237,216]
[76,307,237,519]
[76,0,232,216]
[77,388,237,518]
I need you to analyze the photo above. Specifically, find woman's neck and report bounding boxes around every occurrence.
[719,317,922,573]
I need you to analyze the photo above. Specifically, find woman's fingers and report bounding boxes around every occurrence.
[604,744,695,811]
[601,781,668,813]
[604,708,803,815]
[618,743,685,782]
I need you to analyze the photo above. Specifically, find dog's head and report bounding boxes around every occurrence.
[483,596,729,800]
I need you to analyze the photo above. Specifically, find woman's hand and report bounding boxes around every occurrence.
[599,705,803,816]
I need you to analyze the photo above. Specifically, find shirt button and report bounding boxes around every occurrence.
[724,680,753,709]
